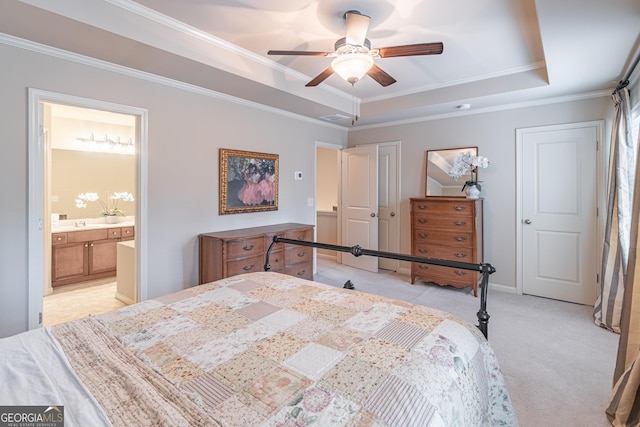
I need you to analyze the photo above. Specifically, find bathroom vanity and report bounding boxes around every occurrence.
[51,221,134,287]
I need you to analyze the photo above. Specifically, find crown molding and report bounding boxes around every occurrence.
[352,90,611,131]
[0,32,348,130]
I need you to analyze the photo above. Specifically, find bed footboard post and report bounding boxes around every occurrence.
[476,263,494,339]
[264,236,280,271]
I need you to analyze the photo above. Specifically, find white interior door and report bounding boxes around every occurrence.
[377,143,399,271]
[340,145,378,272]
[519,123,599,305]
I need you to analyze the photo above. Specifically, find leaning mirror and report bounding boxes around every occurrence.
[425,147,478,197]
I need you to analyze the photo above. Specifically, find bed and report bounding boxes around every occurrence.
[0,243,517,426]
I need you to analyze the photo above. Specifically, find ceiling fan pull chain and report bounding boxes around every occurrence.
[352,93,359,125]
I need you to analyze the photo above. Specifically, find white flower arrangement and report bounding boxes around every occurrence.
[449,151,490,191]
[76,191,134,216]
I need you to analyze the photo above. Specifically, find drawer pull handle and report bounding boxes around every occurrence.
[454,270,467,276]
[242,245,254,251]
[297,270,306,276]
[296,236,305,240]
[418,233,428,238]
[125,230,131,234]
[56,237,62,241]
[418,219,428,224]
[454,206,467,211]
[242,264,255,271]
[112,231,118,235]
[419,265,429,270]
[297,252,305,257]
[84,244,88,248]
[454,221,467,226]
[419,248,428,254]
[454,253,467,258]
[454,236,467,242]
[417,205,427,210]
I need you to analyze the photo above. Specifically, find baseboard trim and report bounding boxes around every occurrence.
[488,282,517,294]
[317,253,337,262]
[115,292,135,305]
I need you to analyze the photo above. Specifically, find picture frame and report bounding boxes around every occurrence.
[219,148,279,214]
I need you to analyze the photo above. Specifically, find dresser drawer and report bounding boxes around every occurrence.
[285,227,313,242]
[413,229,473,247]
[284,263,313,280]
[120,226,135,240]
[413,213,473,231]
[226,237,264,260]
[413,200,474,216]
[226,254,264,276]
[413,243,473,261]
[285,245,313,265]
[413,263,477,286]
[106,228,122,239]
[52,233,67,245]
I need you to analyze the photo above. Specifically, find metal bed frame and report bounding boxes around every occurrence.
[264,236,496,339]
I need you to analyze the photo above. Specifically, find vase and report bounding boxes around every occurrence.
[105,215,119,224]
[466,185,481,199]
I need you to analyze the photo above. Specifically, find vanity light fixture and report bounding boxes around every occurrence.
[76,133,135,155]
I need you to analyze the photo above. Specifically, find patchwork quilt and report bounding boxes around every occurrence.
[48,272,517,426]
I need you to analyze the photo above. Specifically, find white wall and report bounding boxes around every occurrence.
[348,98,613,290]
[0,41,346,337]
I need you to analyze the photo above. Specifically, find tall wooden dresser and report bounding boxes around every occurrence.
[198,223,314,284]
[410,197,483,296]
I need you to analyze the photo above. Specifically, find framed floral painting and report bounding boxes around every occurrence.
[219,148,279,214]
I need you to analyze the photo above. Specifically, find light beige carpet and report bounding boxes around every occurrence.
[43,279,126,327]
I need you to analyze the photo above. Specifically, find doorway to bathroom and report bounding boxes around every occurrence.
[27,89,148,330]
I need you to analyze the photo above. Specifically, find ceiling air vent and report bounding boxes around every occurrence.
[319,113,350,122]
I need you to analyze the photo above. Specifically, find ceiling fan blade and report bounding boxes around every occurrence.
[378,42,444,58]
[345,10,370,46]
[306,67,334,87]
[367,64,396,87]
[267,50,331,56]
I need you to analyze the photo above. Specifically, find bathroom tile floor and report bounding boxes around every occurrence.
[43,278,126,327]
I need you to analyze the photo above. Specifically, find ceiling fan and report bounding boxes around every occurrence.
[267,10,443,87]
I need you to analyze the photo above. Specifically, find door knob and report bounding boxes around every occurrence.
[390,212,396,217]
[524,219,532,224]
[370,213,376,217]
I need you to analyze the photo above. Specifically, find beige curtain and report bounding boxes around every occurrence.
[609,360,640,426]
[607,206,640,424]
[595,88,636,332]
[605,84,640,426]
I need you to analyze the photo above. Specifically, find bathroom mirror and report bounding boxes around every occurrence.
[425,147,478,197]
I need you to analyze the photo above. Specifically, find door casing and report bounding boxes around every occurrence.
[515,120,605,303]
[27,88,148,330]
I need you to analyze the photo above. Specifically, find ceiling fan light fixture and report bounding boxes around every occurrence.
[331,53,374,85]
